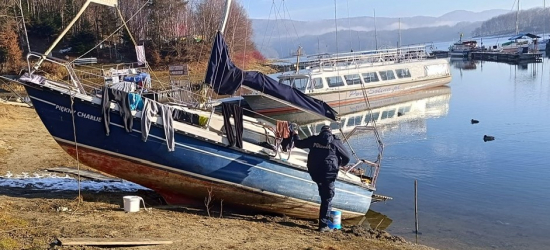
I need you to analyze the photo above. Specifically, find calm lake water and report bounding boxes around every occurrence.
[350,57,550,249]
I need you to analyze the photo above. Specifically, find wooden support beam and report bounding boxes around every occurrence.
[58,237,173,246]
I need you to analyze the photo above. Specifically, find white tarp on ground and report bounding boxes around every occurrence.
[0,172,150,192]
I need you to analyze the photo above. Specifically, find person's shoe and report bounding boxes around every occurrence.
[318,226,331,233]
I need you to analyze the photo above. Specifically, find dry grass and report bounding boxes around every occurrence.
[0,238,20,250]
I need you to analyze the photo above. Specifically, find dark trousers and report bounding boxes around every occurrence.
[316,179,335,228]
[221,103,243,148]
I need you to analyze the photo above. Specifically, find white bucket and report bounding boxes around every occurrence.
[123,196,144,213]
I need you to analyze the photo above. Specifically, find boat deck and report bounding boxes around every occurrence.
[470,51,542,63]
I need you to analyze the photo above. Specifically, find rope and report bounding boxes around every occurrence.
[69,92,82,204]
[330,0,383,184]
[115,6,167,90]
[258,0,275,52]
[18,0,31,52]
[70,1,149,64]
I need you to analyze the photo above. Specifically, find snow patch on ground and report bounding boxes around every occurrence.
[0,171,150,192]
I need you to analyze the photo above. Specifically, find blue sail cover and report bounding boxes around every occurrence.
[205,31,338,121]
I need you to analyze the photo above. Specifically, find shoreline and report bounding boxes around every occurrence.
[0,103,436,250]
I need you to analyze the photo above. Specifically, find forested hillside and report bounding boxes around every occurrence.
[0,0,263,74]
[473,7,550,37]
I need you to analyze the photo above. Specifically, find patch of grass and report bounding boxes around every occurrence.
[0,237,19,250]
[0,213,28,230]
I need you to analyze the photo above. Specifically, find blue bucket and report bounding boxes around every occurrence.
[328,210,342,229]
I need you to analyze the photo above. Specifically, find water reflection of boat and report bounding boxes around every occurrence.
[267,86,451,128]
[294,86,451,137]
[450,58,477,70]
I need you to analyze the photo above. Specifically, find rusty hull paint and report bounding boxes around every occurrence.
[59,142,363,219]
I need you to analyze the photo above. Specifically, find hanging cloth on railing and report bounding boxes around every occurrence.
[135,45,146,66]
[102,87,133,136]
[221,103,243,148]
[276,121,290,139]
[141,98,175,152]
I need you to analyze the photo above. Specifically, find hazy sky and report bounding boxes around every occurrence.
[242,0,546,20]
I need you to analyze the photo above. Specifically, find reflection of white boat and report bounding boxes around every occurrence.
[266,85,451,125]
[242,46,451,115]
[293,86,451,137]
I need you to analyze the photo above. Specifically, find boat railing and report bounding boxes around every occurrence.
[307,45,428,71]
[26,52,88,94]
[24,52,210,108]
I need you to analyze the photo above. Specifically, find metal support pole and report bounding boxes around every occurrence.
[415,179,419,239]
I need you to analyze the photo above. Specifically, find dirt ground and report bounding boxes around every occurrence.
[0,103,436,250]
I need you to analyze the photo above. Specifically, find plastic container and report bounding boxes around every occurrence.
[123,196,144,212]
[328,210,342,229]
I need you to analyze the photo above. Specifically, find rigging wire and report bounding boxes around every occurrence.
[18,0,31,53]
[70,1,149,64]
[69,91,83,204]
[347,0,352,51]
[258,0,276,52]
[332,0,384,175]
[281,0,302,50]
[69,1,167,90]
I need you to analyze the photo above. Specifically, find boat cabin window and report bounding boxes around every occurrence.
[326,76,346,87]
[344,74,362,85]
[362,72,379,83]
[379,70,396,81]
[339,118,347,128]
[398,106,411,116]
[395,69,411,78]
[292,78,308,91]
[381,109,396,119]
[312,77,324,89]
[280,77,309,92]
[364,112,380,123]
[347,115,363,127]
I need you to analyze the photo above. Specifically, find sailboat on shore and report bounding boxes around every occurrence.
[1,0,388,219]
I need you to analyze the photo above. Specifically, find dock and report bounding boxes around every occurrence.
[470,51,542,63]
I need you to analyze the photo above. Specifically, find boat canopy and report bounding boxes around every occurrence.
[205,31,338,121]
[508,33,541,40]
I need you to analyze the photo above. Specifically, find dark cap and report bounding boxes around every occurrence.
[320,125,331,131]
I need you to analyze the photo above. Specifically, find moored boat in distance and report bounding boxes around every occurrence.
[449,40,478,57]
[243,46,451,116]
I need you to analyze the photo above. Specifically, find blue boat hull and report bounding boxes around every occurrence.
[23,84,373,219]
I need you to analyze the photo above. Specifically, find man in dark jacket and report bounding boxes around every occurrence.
[293,125,351,232]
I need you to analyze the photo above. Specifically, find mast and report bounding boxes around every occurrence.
[374,9,378,50]
[295,46,302,73]
[515,0,519,35]
[34,0,118,70]
[220,0,233,34]
[398,18,401,48]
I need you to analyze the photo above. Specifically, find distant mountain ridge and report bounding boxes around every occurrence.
[473,8,550,37]
[252,9,509,58]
